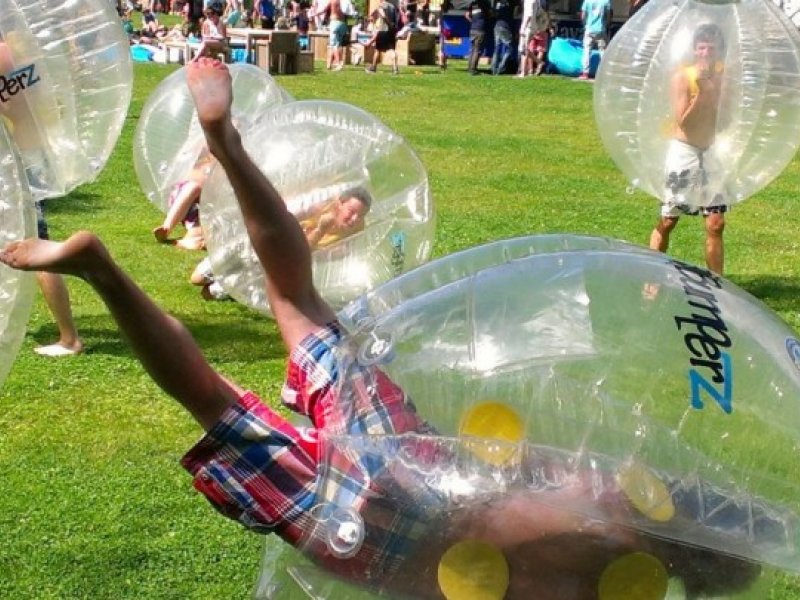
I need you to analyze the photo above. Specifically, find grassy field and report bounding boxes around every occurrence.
[1,61,799,598]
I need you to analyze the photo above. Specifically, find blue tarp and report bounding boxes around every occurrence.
[547,36,601,77]
[130,44,154,62]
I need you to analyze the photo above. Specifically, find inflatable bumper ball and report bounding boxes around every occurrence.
[0,0,132,388]
[255,235,800,598]
[201,100,435,314]
[0,0,132,199]
[133,63,292,216]
[0,124,36,388]
[595,0,800,212]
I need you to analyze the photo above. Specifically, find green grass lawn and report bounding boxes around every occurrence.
[1,62,799,598]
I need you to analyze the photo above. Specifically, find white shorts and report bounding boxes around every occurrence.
[662,140,728,218]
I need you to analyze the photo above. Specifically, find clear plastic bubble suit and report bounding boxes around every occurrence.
[595,0,800,209]
[202,100,435,314]
[772,0,800,30]
[133,64,292,214]
[0,123,37,387]
[255,235,800,599]
[0,0,132,199]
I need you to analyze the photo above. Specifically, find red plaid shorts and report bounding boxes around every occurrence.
[182,322,438,571]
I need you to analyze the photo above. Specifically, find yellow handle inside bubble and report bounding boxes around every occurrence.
[438,540,509,600]
[617,462,675,522]
[458,401,525,465]
[598,552,668,600]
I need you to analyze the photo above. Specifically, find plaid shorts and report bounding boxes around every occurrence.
[282,322,433,438]
[183,322,439,580]
[181,391,319,545]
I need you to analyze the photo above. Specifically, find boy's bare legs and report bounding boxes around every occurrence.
[1,233,240,430]
[704,212,724,275]
[186,58,335,352]
[35,271,83,356]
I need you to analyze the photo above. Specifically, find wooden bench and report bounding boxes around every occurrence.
[387,31,437,66]
[162,39,188,64]
[254,31,300,74]
[227,27,275,63]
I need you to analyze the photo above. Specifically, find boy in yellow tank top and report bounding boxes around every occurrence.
[649,24,727,275]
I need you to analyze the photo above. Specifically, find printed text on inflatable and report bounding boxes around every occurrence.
[0,63,40,103]
[671,261,733,414]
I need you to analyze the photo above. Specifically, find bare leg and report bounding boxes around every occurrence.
[1,234,240,430]
[35,271,83,356]
[185,58,335,352]
[534,51,545,75]
[153,180,202,242]
[704,212,725,275]
[649,216,679,253]
[644,216,679,300]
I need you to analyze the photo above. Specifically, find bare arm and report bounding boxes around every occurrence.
[673,68,720,133]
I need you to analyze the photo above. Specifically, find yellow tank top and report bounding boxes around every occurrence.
[685,61,724,98]
[299,218,343,249]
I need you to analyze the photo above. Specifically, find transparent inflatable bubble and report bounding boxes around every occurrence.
[202,100,435,314]
[256,236,800,599]
[133,64,291,214]
[0,0,132,199]
[595,0,800,210]
[773,0,800,29]
[0,124,37,388]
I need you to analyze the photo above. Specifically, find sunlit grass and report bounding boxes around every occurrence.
[1,61,799,598]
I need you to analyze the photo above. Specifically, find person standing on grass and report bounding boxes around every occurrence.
[466,0,491,75]
[578,0,611,80]
[517,0,550,77]
[648,24,728,275]
[0,41,82,358]
[363,0,400,75]
[438,0,453,71]
[309,0,348,70]
[491,0,516,75]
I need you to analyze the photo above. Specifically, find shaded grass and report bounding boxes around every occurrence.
[1,61,799,598]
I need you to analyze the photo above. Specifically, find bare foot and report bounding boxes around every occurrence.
[176,233,205,251]
[185,57,234,145]
[152,225,170,243]
[35,340,84,357]
[0,232,108,278]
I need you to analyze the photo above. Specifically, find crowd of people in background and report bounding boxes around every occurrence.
[115,0,632,78]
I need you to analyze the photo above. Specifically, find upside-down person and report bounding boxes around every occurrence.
[0,58,760,598]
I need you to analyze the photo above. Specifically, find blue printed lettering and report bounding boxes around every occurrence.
[689,352,732,414]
